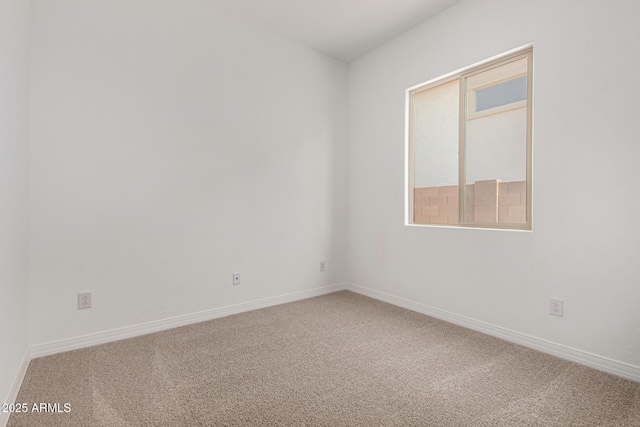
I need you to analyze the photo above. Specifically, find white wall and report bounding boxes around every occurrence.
[0,0,30,406]
[348,0,640,367]
[28,0,347,346]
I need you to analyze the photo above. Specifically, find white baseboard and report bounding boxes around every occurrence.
[30,283,347,359]
[344,283,640,383]
[0,349,31,427]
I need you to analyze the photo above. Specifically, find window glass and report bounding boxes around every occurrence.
[412,81,459,225]
[407,48,532,230]
[475,75,527,112]
[463,57,529,225]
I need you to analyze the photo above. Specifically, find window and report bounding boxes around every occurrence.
[407,47,533,230]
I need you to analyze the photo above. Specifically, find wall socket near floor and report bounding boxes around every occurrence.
[233,273,241,285]
[549,298,563,317]
[320,261,326,272]
[78,292,92,310]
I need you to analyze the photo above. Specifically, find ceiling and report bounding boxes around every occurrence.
[207,0,462,62]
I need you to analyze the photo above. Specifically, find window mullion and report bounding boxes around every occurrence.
[458,77,466,225]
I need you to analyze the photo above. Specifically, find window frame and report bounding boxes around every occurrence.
[406,46,533,230]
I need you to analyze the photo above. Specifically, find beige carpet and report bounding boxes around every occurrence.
[8,291,640,426]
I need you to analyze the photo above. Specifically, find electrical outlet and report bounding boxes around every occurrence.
[320,261,326,272]
[233,273,241,285]
[549,298,563,317]
[78,292,92,310]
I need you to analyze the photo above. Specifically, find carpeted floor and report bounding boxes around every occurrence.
[8,291,640,426]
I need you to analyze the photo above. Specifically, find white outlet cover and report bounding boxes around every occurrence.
[78,292,92,310]
[549,298,563,317]
[233,273,241,285]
